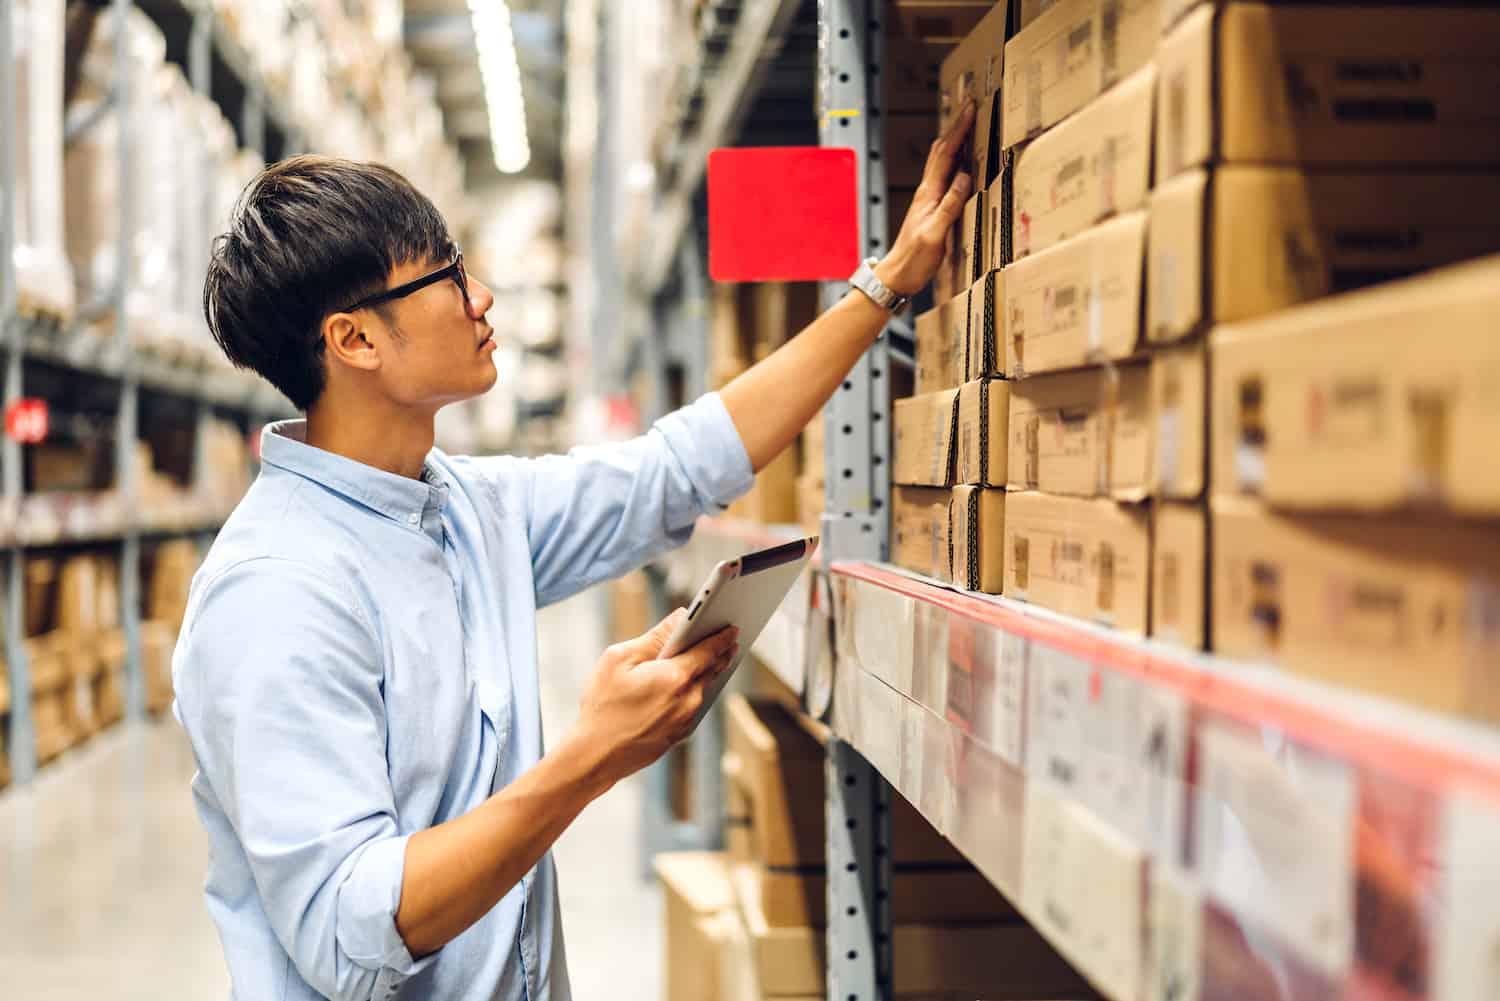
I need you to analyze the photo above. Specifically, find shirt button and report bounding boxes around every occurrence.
[407,513,420,525]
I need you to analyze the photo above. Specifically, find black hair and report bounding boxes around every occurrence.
[203,156,454,410]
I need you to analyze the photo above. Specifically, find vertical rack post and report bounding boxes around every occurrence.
[819,2,894,1000]
[0,0,31,781]
[242,83,266,164]
[112,0,145,722]
[189,5,213,512]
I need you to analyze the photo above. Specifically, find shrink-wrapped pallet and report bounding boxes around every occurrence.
[11,0,75,318]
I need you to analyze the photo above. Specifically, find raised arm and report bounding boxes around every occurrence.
[721,98,976,471]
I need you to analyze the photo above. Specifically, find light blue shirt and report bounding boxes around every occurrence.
[172,394,753,1001]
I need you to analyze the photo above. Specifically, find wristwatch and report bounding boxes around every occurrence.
[848,257,910,315]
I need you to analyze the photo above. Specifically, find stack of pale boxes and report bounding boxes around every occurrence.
[893,0,1500,727]
[0,543,197,787]
[656,692,1092,1001]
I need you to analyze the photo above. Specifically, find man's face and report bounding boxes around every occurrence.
[367,256,500,408]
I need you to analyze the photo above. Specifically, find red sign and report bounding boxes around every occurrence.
[6,398,49,444]
[707,147,859,282]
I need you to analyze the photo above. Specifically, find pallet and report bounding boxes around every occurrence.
[14,282,74,328]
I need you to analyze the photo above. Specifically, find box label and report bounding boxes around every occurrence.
[1195,721,1357,980]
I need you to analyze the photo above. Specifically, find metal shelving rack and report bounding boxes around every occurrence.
[816,3,896,998]
[656,3,1500,999]
[0,0,294,784]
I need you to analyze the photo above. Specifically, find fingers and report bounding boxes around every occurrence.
[922,171,972,241]
[620,608,687,662]
[672,626,740,682]
[921,97,977,194]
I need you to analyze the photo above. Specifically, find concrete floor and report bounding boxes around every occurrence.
[0,591,662,1001]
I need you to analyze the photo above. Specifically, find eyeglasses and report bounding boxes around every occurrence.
[340,250,473,317]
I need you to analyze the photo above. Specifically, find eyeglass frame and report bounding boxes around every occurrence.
[338,249,471,317]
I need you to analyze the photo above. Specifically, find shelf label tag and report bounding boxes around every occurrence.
[6,398,48,444]
[1435,790,1500,1001]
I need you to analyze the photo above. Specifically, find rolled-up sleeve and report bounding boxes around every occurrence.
[488,392,754,607]
[177,558,432,1001]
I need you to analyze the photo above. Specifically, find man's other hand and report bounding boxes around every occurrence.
[575,609,739,787]
[874,97,978,297]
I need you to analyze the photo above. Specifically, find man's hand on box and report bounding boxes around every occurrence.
[874,98,978,297]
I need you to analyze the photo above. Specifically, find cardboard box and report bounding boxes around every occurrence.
[1152,501,1207,650]
[966,268,1003,382]
[886,112,942,189]
[1007,363,1152,499]
[723,753,754,865]
[732,858,1018,929]
[609,571,652,646]
[656,852,735,1001]
[951,486,1005,594]
[752,282,819,360]
[914,291,967,394]
[142,619,176,715]
[149,539,199,630]
[892,486,952,581]
[797,475,824,539]
[749,449,800,525]
[1018,0,1057,30]
[961,189,985,286]
[711,283,755,372]
[885,37,953,113]
[1004,490,1151,634]
[889,1,1000,40]
[741,889,1088,1001]
[1004,209,1147,378]
[725,695,825,868]
[893,388,959,487]
[1210,255,1500,516]
[1022,780,1149,1000]
[1150,338,1206,500]
[955,379,1009,487]
[1013,63,1156,260]
[1212,496,1500,724]
[1156,4,1500,184]
[57,556,101,634]
[1146,166,1500,346]
[984,166,1009,272]
[726,695,965,869]
[1001,0,1161,151]
[938,0,1009,182]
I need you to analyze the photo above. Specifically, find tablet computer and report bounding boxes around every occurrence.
[662,535,819,729]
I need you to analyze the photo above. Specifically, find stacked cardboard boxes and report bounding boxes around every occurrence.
[892,3,1012,595]
[656,693,1089,1001]
[1208,255,1500,727]
[995,0,1165,637]
[1135,2,1500,669]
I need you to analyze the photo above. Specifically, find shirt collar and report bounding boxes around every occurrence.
[260,420,449,529]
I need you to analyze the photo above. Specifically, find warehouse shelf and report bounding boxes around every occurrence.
[133,0,300,158]
[12,315,290,419]
[635,0,807,294]
[827,559,1500,1001]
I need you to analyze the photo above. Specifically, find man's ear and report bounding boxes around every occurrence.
[322,312,382,373]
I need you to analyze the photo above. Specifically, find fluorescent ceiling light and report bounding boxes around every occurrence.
[468,0,531,174]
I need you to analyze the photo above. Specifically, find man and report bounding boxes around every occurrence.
[174,102,975,1000]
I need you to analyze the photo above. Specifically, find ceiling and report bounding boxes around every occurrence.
[403,0,565,191]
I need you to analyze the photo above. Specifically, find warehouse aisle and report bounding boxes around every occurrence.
[0,590,662,1000]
